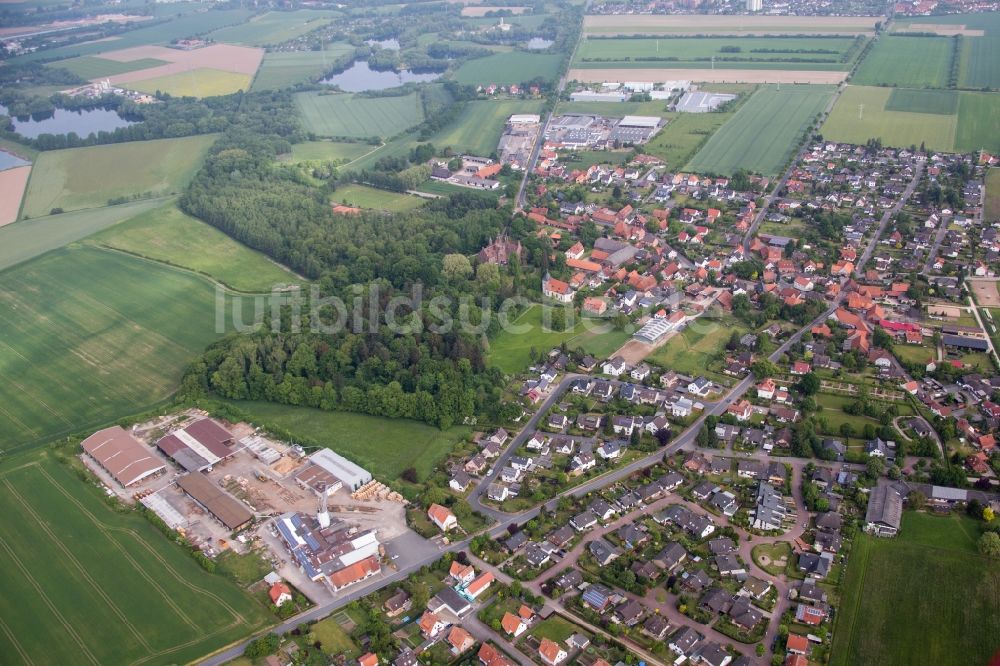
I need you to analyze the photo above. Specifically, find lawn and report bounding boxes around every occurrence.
[831,511,1000,666]
[821,86,957,152]
[0,198,166,272]
[685,84,834,176]
[0,246,249,454]
[643,110,737,170]
[576,36,856,65]
[0,451,272,664]
[21,135,216,218]
[223,401,470,482]
[851,35,953,88]
[127,68,253,98]
[333,184,427,212]
[751,542,792,576]
[251,44,355,91]
[429,99,545,156]
[295,91,424,138]
[284,140,377,164]
[453,52,562,85]
[647,316,744,375]
[309,617,361,659]
[986,168,1000,223]
[205,9,339,46]
[530,616,586,643]
[89,202,302,292]
[891,343,935,367]
[486,304,633,375]
[49,55,169,79]
[814,392,879,436]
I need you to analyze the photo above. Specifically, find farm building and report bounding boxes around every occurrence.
[81,425,166,488]
[156,418,237,472]
[175,472,253,531]
[941,334,989,351]
[864,483,904,537]
[274,511,381,582]
[294,462,344,497]
[307,448,372,491]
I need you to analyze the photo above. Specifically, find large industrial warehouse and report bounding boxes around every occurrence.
[81,425,166,488]
[157,418,237,472]
[307,449,372,491]
[175,472,253,531]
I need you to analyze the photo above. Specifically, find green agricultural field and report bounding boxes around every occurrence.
[21,135,215,218]
[832,512,1000,666]
[822,86,1000,153]
[89,203,302,292]
[284,140,377,164]
[15,9,256,62]
[576,36,856,65]
[685,84,833,176]
[487,304,633,375]
[851,35,952,88]
[251,43,355,91]
[333,184,427,212]
[225,401,470,481]
[0,451,272,665]
[429,99,545,156]
[583,14,879,35]
[954,91,1000,153]
[127,69,254,98]
[822,86,957,151]
[986,169,1000,223]
[884,88,958,114]
[644,110,737,170]
[960,34,1000,89]
[295,91,424,138]
[48,56,169,79]
[0,198,165,272]
[0,246,250,453]
[647,317,745,375]
[206,9,338,46]
[453,52,562,85]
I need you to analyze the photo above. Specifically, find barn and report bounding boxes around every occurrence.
[81,426,166,488]
[157,418,236,472]
[175,472,252,531]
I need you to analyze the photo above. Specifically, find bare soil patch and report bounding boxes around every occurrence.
[97,43,263,85]
[569,67,847,84]
[896,23,984,36]
[0,166,31,227]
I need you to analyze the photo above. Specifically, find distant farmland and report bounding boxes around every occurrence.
[851,35,953,88]
[453,52,562,85]
[295,91,424,138]
[205,9,339,46]
[0,451,272,664]
[21,135,215,218]
[582,14,880,35]
[251,43,355,91]
[686,84,834,176]
[0,246,250,453]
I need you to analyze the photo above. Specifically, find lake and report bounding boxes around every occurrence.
[526,38,554,50]
[321,60,442,92]
[0,104,134,139]
[0,150,30,170]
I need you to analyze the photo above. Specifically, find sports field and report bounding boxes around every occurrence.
[822,86,1000,153]
[583,14,879,35]
[295,91,424,138]
[851,35,952,88]
[986,168,1000,223]
[333,184,427,212]
[453,52,562,85]
[205,9,338,46]
[225,401,470,481]
[685,84,834,176]
[49,55,169,79]
[575,36,857,65]
[486,304,632,375]
[430,99,545,156]
[0,246,246,453]
[21,135,215,218]
[0,451,272,665]
[832,511,1000,666]
[251,43,355,91]
[90,203,302,292]
[127,68,253,97]
[647,316,745,375]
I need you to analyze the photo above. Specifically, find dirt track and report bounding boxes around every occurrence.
[568,68,847,84]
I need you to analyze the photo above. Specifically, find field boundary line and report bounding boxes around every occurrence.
[2,477,153,651]
[832,534,871,666]
[0,614,32,666]
[0,536,100,665]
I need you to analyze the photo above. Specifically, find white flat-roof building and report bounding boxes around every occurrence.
[509,114,541,125]
[309,449,373,491]
[618,115,660,128]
